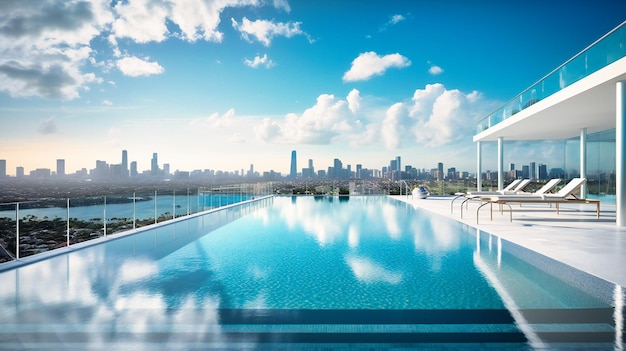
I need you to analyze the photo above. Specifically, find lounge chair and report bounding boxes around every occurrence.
[476,178,599,223]
[457,178,561,218]
[451,179,531,214]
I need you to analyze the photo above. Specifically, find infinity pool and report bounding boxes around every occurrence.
[0,196,622,350]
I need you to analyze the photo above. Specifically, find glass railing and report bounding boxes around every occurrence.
[477,21,626,134]
[0,183,274,264]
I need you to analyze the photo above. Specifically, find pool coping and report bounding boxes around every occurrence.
[390,195,626,288]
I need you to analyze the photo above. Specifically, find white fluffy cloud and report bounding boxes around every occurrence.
[428,65,444,75]
[112,0,170,43]
[254,84,490,150]
[116,56,164,77]
[255,90,362,144]
[380,83,484,148]
[0,0,278,100]
[231,17,306,46]
[0,0,112,99]
[244,54,275,68]
[343,52,411,82]
[112,0,260,44]
[346,89,361,114]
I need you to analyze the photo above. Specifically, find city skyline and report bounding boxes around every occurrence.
[0,1,624,175]
[0,148,577,183]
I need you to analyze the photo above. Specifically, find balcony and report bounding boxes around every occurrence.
[476,21,626,138]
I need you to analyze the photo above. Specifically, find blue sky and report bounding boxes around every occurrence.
[0,0,624,176]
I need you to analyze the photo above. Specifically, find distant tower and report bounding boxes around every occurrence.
[151,153,159,175]
[130,161,138,177]
[122,150,128,177]
[437,162,444,181]
[308,159,314,173]
[56,159,65,177]
[396,156,401,180]
[16,166,24,178]
[290,150,297,178]
[0,160,5,177]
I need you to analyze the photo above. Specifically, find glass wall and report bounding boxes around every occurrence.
[477,21,626,133]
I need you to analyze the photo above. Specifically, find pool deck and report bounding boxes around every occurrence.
[391,195,626,288]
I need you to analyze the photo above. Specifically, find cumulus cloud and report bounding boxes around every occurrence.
[112,0,170,43]
[116,56,164,77]
[102,99,113,106]
[244,54,275,68]
[231,17,307,46]
[381,102,411,149]
[428,65,444,75]
[343,52,411,82]
[255,90,361,144]
[346,89,362,114]
[0,0,274,100]
[0,1,112,100]
[379,83,485,148]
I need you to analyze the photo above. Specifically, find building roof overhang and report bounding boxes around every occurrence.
[473,57,626,142]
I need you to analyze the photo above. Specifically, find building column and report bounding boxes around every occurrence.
[477,141,482,191]
[498,137,504,190]
[617,81,626,227]
[580,128,587,198]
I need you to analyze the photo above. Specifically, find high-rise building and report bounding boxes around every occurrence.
[163,163,170,176]
[130,161,138,177]
[333,158,343,179]
[447,167,456,180]
[529,162,537,179]
[0,159,5,177]
[396,156,401,180]
[56,159,65,177]
[437,162,444,181]
[356,164,362,179]
[522,165,530,178]
[538,164,548,180]
[151,153,159,175]
[308,159,314,174]
[290,150,297,178]
[16,166,24,178]
[122,150,128,177]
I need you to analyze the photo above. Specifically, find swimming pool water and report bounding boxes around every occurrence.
[0,196,622,350]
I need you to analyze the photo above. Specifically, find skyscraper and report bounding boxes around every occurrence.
[151,153,159,175]
[16,166,24,178]
[438,162,444,181]
[130,161,138,177]
[290,150,297,178]
[0,160,5,178]
[56,159,65,177]
[122,150,128,177]
[396,156,401,180]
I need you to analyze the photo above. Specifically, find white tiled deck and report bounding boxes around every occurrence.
[391,195,626,288]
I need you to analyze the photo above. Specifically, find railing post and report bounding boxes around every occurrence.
[187,188,190,216]
[16,202,20,260]
[66,198,70,247]
[133,192,136,229]
[103,196,107,237]
[154,190,157,224]
[173,190,176,219]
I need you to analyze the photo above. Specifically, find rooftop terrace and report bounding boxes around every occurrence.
[393,195,626,288]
